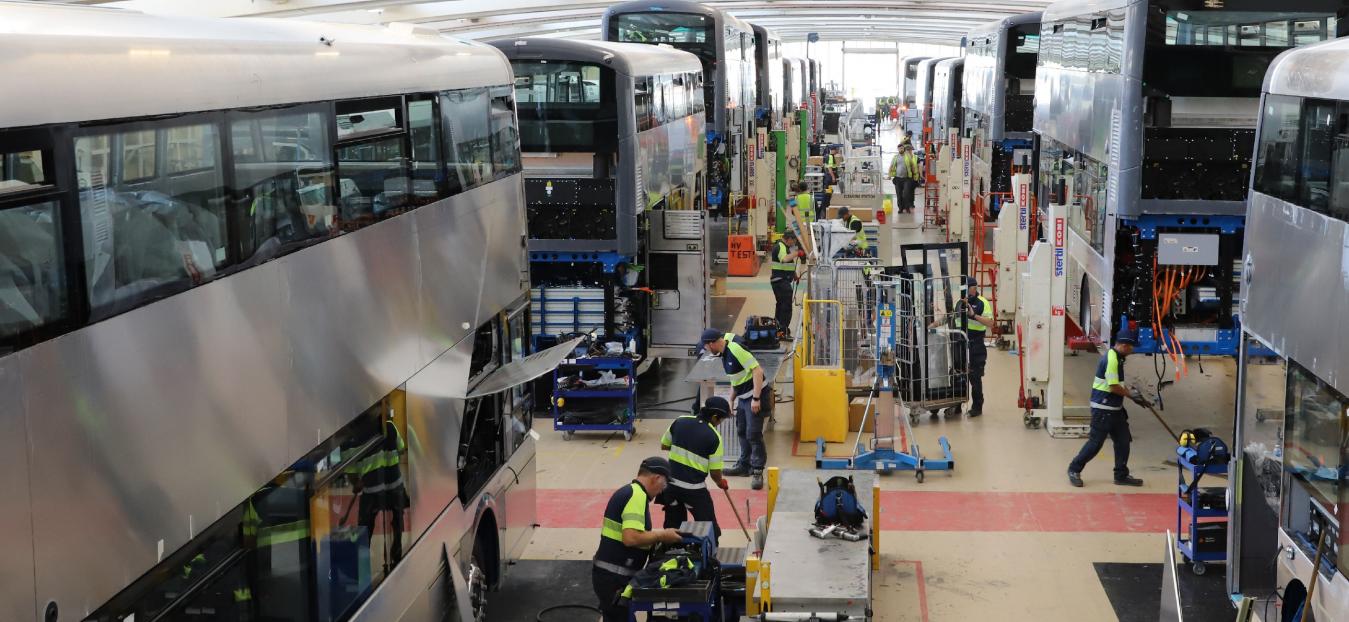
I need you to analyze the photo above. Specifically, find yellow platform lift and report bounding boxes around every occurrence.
[794,296,849,443]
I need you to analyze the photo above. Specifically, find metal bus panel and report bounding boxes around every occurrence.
[25,267,291,618]
[16,178,524,618]
[931,58,965,140]
[1243,193,1349,396]
[0,354,35,622]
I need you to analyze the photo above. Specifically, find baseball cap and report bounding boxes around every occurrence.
[640,456,671,478]
[701,396,732,418]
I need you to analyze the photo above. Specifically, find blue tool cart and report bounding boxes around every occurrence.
[1176,448,1229,575]
[552,356,637,441]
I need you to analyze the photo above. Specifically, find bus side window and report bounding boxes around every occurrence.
[75,119,230,318]
[441,88,493,191]
[228,107,336,264]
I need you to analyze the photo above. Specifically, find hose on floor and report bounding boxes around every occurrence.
[536,604,601,621]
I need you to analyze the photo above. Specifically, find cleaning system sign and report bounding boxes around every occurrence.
[1053,217,1065,277]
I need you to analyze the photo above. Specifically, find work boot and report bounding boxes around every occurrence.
[968,408,983,418]
[1114,475,1144,487]
[723,464,750,477]
[750,470,764,490]
[1067,471,1083,488]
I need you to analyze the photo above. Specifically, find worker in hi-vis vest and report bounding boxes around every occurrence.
[769,229,802,338]
[698,328,768,490]
[1067,326,1147,488]
[591,457,682,622]
[659,396,732,540]
[889,142,921,213]
[930,276,992,418]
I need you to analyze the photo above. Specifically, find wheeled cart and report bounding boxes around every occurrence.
[1175,449,1228,575]
[552,356,637,441]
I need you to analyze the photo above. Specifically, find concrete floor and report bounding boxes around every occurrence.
[504,126,1238,621]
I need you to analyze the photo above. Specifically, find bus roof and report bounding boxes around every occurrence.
[1042,0,1131,23]
[1264,37,1349,100]
[603,0,755,33]
[0,1,510,128]
[489,37,702,77]
[968,10,1043,39]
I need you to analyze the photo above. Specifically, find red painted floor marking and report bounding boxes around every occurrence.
[539,489,1174,533]
[900,559,930,622]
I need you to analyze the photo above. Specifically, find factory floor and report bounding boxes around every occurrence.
[493,127,1236,621]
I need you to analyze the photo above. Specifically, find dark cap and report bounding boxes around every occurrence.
[965,276,978,288]
[701,396,731,419]
[837,206,850,216]
[639,456,671,478]
[1116,325,1139,346]
[782,229,798,239]
[700,328,724,343]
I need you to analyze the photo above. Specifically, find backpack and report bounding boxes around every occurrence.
[814,475,867,530]
[1178,428,1231,498]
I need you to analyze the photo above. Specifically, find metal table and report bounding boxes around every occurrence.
[756,470,874,618]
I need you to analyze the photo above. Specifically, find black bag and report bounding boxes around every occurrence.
[814,475,867,530]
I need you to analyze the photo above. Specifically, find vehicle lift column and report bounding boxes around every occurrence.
[993,172,1033,347]
[1018,202,1089,436]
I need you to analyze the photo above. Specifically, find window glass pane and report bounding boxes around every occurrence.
[513,61,602,104]
[121,129,157,182]
[1300,99,1335,212]
[0,200,65,342]
[1284,364,1344,513]
[77,121,228,317]
[315,393,410,621]
[338,136,409,226]
[441,88,493,190]
[408,97,445,206]
[1254,94,1301,203]
[337,98,402,140]
[635,78,654,131]
[614,12,710,44]
[1,149,48,195]
[489,88,520,179]
[1327,105,1349,221]
[1266,20,1290,47]
[230,109,336,262]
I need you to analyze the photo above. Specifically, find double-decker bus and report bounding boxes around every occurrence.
[963,12,1042,218]
[1034,0,1343,354]
[491,37,709,359]
[1228,34,1349,620]
[0,4,559,621]
[752,23,786,128]
[603,0,756,212]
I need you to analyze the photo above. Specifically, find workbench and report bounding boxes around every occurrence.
[755,470,875,619]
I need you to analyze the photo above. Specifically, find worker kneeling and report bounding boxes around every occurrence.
[659,396,732,542]
[592,457,684,622]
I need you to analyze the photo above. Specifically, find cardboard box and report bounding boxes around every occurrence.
[826,206,874,222]
[849,397,872,432]
[711,277,727,296]
[808,155,825,167]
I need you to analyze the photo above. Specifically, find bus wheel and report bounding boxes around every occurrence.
[469,541,490,622]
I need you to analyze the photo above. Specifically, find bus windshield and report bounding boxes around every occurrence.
[613,12,712,56]
[510,60,617,152]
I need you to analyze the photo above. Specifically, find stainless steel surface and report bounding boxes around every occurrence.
[915,57,952,126]
[0,354,35,622]
[467,337,582,398]
[12,177,529,618]
[964,12,1042,142]
[1244,192,1349,396]
[350,506,474,622]
[0,3,512,129]
[930,58,965,140]
[405,345,468,543]
[759,470,875,616]
[501,436,539,564]
[1274,528,1349,621]
[1265,37,1349,100]
[653,253,710,349]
